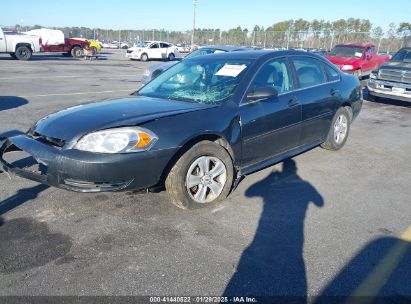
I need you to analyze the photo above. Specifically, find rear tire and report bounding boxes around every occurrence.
[168,53,175,61]
[321,107,351,151]
[140,53,148,62]
[71,46,83,58]
[165,141,234,210]
[15,46,32,60]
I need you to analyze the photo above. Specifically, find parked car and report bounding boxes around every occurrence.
[176,43,190,53]
[367,47,411,102]
[325,43,389,78]
[25,29,90,58]
[0,50,362,209]
[41,38,89,58]
[141,45,253,84]
[126,41,180,61]
[0,27,42,60]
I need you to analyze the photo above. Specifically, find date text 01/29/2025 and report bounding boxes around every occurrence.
[149,296,258,303]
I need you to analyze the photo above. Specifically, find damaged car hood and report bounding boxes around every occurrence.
[32,96,217,141]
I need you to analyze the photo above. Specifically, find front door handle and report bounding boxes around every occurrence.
[330,89,340,96]
[288,98,299,108]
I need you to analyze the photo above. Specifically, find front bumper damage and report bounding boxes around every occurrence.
[368,79,411,102]
[0,131,175,193]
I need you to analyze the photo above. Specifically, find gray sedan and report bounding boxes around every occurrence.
[140,45,254,84]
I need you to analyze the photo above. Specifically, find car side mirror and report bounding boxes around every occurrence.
[247,86,278,101]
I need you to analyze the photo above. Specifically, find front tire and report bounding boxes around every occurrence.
[15,46,32,60]
[321,107,351,151]
[71,46,83,58]
[168,53,175,61]
[140,53,148,62]
[166,141,234,210]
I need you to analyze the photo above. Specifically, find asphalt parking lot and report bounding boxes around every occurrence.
[0,49,410,298]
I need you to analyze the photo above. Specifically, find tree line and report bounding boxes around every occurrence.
[7,19,411,51]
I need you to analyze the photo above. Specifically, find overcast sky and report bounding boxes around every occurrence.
[2,0,410,31]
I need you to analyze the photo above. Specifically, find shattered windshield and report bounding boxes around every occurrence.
[329,46,364,58]
[138,59,251,104]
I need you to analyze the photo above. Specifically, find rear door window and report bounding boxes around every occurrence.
[323,63,340,82]
[292,57,327,89]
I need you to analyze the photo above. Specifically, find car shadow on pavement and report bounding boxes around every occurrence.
[0,96,28,111]
[315,235,411,303]
[0,184,48,216]
[224,159,324,298]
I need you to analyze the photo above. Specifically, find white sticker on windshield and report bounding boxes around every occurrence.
[215,64,247,77]
[354,52,363,58]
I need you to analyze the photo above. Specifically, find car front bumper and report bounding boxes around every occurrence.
[0,132,177,193]
[367,79,411,102]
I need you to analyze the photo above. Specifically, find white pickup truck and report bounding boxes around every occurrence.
[0,27,42,60]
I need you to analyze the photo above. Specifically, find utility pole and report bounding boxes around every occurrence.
[191,0,198,49]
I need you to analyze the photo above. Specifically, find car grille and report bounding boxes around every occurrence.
[379,69,411,84]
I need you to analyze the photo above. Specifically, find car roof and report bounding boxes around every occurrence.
[199,45,253,52]
[184,49,322,61]
[336,43,373,48]
[145,41,172,44]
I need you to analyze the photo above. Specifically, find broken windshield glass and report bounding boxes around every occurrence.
[138,59,251,105]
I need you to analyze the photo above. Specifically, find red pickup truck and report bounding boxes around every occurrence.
[325,43,389,78]
[42,38,90,58]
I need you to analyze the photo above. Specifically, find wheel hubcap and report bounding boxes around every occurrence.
[334,114,348,144]
[185,156,227,204]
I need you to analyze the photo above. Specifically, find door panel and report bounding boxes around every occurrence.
[294,85,336,145]
[149,43,161,59]
[240,57,301,167]
[291,57,338,145]
[0,33,6,52]
[241,92,301,166]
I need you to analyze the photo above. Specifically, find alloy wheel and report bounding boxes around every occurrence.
[185,156,227,204]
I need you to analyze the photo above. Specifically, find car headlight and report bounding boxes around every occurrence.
[74,127,158,154]
[341,65,354,71]
[370,70,378,79]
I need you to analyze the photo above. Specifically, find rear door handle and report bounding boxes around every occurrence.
[330,89,340,96]
[288,98,299,108]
